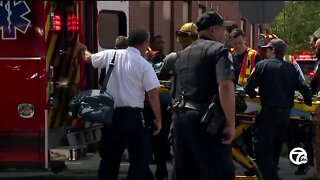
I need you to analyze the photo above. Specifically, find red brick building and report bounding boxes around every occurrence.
[129,1,260,55]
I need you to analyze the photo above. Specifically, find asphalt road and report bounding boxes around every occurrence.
[0,153,315,180]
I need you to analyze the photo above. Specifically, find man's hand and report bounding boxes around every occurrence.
[84,50,92,63]
[74,42,92,63]
[153,118,162,135]
[146,88,162,135]
[222,124,235,144]
[219,79,236,144]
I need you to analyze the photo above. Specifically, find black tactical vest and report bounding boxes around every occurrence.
[173,39,223,103]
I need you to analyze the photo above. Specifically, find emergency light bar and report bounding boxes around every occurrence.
[53,15,62,32]
[296,53,316,60]
[67,15,79,32]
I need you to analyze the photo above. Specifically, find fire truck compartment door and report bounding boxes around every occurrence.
[0,57,45,165]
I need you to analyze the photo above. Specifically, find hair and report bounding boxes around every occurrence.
[230,28,246,39]
[128,29,149,47]
[115,36,128,49]
[151,35,163,44]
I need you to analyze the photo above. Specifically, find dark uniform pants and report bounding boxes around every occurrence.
[98,107,152,180]
[172,108,235,180]
[144,93,172,180]
[255,106,290,180]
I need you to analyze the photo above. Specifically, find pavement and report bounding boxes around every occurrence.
[0,153,316,180]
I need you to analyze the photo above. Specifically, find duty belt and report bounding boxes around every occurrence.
[173,100,209,114]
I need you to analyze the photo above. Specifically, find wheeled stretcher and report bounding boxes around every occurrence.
[234,95,320,179]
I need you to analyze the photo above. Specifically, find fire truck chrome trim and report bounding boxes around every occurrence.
[45,110,48,169]
[0,57,41,60]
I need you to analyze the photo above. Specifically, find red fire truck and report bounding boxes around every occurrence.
[0,0,128,171]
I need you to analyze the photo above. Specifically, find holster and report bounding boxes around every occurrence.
[200,96,226,136]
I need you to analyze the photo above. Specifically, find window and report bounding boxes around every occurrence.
[163,1,171,20]
[98,10,127,49]
[183,1,188,23]
[240,18,246,33]
[198,4,206,17]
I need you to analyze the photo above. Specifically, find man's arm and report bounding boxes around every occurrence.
[147,88,162,135]
[219,79,235,144]
[245,63,263,98]
[296,73,313,106]
[84,50,92,63]
[293,60,305,81]
[143,63,162,135]
[214,46,236,144]
[75,42,92,63]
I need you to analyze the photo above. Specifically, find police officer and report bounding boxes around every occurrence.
[245,38,313,180]
[172,11,236,180]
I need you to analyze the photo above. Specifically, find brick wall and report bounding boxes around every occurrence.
[153,1,171,55]
[172,1,184,52]
[129,1,260,53]
[129,1,150,33]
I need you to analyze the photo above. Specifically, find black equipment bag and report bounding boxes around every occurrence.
[68,52,117,124]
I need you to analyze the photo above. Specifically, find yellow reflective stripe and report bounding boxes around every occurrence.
[238,77,248,85]
[246,50,254,75]
[284,55,293,63]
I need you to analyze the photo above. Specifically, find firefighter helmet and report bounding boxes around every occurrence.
[258,33,279,47]
[176,22,198,48]
[176,22,198,37]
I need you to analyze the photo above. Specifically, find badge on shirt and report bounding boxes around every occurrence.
[228,52,233,63]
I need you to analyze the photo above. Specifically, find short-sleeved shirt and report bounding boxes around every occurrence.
[173,36,235,101]
[91,47,160,108]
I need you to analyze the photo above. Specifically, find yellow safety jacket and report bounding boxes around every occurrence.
[231,48,259,86]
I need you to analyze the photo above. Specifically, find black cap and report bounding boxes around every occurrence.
[196,11,233,32]
[262,38,287,54]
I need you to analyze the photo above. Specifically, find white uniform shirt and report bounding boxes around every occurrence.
[292,60,305,81]
[91,47,160,108]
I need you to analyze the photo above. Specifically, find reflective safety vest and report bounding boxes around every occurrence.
[231,48,258,86]
[283,54,294,64]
